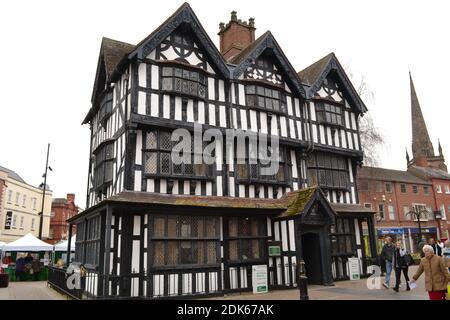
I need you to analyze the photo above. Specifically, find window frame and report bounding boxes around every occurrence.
[306,152,350,191]
[93,141,115,192]
[160,64,208,101]
[235,142,288,185]
[150,215,221,269]
[315,100,344,127]
[226,216,268,265]
[142,130,214,180]
[400,184,407,193]
[329,217,356,257]
[244,83,287,115]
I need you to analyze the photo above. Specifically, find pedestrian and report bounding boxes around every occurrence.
[429,238,442,256]
[443,240,450,272]
[392,240,410,292]
[410,244,450,300]
[31,257,41,281]
[15,254,25,281]
[381,236,395,289]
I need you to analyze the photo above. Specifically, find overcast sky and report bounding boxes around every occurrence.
[1,0,449,207]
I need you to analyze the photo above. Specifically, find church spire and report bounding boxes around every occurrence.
[410,72,435,159]
[438,139,443,156]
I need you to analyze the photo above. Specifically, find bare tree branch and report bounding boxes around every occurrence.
[344,65,384,166]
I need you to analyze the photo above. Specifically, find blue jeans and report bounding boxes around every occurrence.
[385,261,393,286]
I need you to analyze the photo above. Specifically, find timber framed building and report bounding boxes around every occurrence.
[55,3,377,299]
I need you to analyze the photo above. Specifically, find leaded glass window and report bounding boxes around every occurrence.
[316,102,344,126]
[235,143,287,184]
[143,130,212,177]
[227,217,266,262]
[151,216,220,267]
[306,152,350,191]
[93,142,114,189]
[161,66,207,99]
[245,84,287,113]
[329,217,355,256]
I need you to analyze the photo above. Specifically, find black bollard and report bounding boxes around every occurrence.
[297,260,309,300]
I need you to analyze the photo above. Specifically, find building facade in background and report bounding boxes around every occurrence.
[0,166,52,243]
[357,167,439,253]
[48,193,79,245]
[62,4,376,299]
[357,75,450,251]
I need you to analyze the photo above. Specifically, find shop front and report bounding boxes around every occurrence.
[377,227,437,253]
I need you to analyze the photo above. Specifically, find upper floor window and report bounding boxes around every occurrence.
[375,181,382,193]
[316,102,343,127]
[385,183,392,193]
[436,184,442,193]
[403,206,410,220]
[445,185,450,194]
[7,190,12,203]
[423,186,430,195]
[94,142,114,190]
[400,184,406,193]
[15,192,20,205]
[307,152,350,190]
[245,85,287,114]
[32,198,37,210]
[388,205,395,220]
[98,90,113,125]
[19,216,24,229]
[12,214,17,228]
[440,204,447,220]
[31,218,35,230]
[358,179,369,191]
[236,144,287,184]
[364,203,372,209]
[412,185,418,194]
[22,194,26,207]
[161,66,207,100]
[143,130,213,178]
[378,204,385,220]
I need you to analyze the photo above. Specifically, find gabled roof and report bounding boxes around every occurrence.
[128,2,229,78]
[297,52,367,113]
[230,31,306,98]
[358,166,431,185]
[0,165,26,184]
[102,37,135,80]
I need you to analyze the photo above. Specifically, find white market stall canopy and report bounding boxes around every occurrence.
[54,235,76,252]
[0,241,7,247]
[2,233,53,252]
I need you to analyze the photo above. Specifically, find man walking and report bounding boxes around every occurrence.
[381,236,395,289]
[429,238,442,256]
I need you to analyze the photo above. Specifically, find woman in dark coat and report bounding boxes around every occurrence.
[392,240,410,292]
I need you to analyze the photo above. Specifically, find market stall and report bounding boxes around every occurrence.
[1,233,53,281]
[53,235,75,265]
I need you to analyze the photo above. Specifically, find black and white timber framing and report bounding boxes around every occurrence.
[63,3,377,299]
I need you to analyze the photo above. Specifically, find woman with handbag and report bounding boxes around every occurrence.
[392,240,410,292]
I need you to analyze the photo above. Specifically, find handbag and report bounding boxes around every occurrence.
[403,253,414,266]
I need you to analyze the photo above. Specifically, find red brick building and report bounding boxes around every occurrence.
[357,74,450,252]
[48,193,79,244]
[358,167,439,253]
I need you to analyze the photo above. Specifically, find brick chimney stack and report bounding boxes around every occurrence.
[67,193,75,204]
[218,11,255,61]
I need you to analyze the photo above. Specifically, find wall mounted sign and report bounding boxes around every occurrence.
[268,245,281,257]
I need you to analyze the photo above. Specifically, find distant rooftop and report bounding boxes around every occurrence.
[0,165,26,184]
[358,166,431,185]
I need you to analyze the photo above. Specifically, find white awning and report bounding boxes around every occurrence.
[1,233,53,252]
[54,235,76,251]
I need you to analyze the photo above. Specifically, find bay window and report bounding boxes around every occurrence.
[307,152,350,190]
[316,102,343,126]
[161,66,207,100]
[245,84,287,113]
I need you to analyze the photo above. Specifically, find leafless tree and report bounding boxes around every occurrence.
[345,67,384,167]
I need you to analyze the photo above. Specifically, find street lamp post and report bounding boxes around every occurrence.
[406,207,429,252]
[38,143,52,240]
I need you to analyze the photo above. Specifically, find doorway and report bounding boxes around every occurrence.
[301,232,323,285]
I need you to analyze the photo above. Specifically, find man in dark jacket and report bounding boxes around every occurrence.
[429,238,442,256]
[380,236,395,289]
